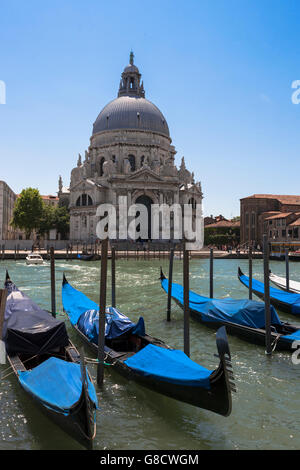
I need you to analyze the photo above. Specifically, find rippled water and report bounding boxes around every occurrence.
[0,257,299,450]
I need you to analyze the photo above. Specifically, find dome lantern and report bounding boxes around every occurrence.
[118,51,145,98]
[92,54,170,138]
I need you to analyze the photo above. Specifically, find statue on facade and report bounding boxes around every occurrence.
[178,156,193,186]
[123,158,131,174]
[151,157,161,174]
[103,156,117,177]
[161,155,178,177]
[141,155,149,168]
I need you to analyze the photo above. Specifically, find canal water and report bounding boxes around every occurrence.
[0,258,299,450]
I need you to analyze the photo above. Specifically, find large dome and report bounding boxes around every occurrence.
[92,96,170,137]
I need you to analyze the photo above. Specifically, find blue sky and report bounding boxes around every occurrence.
[1,0,300,218]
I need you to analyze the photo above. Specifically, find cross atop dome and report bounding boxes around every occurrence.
[118,53,145,98]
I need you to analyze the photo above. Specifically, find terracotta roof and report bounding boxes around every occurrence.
[241,194,300,204]
[205,220,240,228]
[41,195,59,200]
[289,218,300,227]
[260,211,281,218]
[16,194,59,200]
[265,212,293,220]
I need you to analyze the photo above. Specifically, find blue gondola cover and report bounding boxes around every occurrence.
[280,330,300,343]
[124,344,212,388]
[18,357,98,415]
[62,281,145,344]
[239,272,300,315]
[161,278,282,329]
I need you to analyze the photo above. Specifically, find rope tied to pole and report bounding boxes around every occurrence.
[271,333,281,353]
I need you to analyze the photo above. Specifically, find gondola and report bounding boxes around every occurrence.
[269,271,300,294]
[238,267,300,316]
[77,253,95,261]
[160,269,300,351]
[62,275,235,417]
[2,272,98,448]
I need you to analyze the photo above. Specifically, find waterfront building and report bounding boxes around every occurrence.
[41,195,59,207]
[204,217,240,248]
[0,181,18,240]
[63,52,203,242]
[0,181,60,241]
[240,194,300,247]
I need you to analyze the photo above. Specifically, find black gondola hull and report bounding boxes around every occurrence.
[7,345,96,449]
[70,322,233,417]
[173,294,298,351]
[18,382,95,449]
[238,267,295,315]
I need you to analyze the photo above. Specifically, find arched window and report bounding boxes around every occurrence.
[99,157,105,176]
[188,198,197,210]
[76,194,93,207]
[128,154,136,172]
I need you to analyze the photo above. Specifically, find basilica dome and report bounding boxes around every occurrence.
[92,52,170,138]
[92,96,170,137]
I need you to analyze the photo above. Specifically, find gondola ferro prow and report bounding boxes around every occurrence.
[215,326,237,397]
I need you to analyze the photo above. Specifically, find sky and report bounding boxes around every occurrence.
[1,0,300,218]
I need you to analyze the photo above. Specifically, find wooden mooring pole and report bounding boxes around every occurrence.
[263,235,272,355]
[167,248,174,322]
[209,248,214,298]
[50,247,56,318]
[97,238,108,386]
[183,242,190,357]
[111,246,116,308]
[0,289,8,364]
[249,246,253,300]
[285,249,290,292]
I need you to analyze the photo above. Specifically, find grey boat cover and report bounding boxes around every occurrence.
[3,279,69,355]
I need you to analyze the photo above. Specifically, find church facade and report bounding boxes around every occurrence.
[60,53,203,242]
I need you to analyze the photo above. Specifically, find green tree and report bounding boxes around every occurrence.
[204,226,240,246]
[38,203,56,237]
[37,204,70,239]
[53,205,70,239]
[11,188,44,239]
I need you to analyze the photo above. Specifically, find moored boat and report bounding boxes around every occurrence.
[270,271,300,294]
[160,269,300,351]
[238,267,300,316]
[62,275,235,416]
[77,253,95,261]
[2,272,98,448]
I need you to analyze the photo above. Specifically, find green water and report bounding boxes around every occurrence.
[0,258,299,450]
